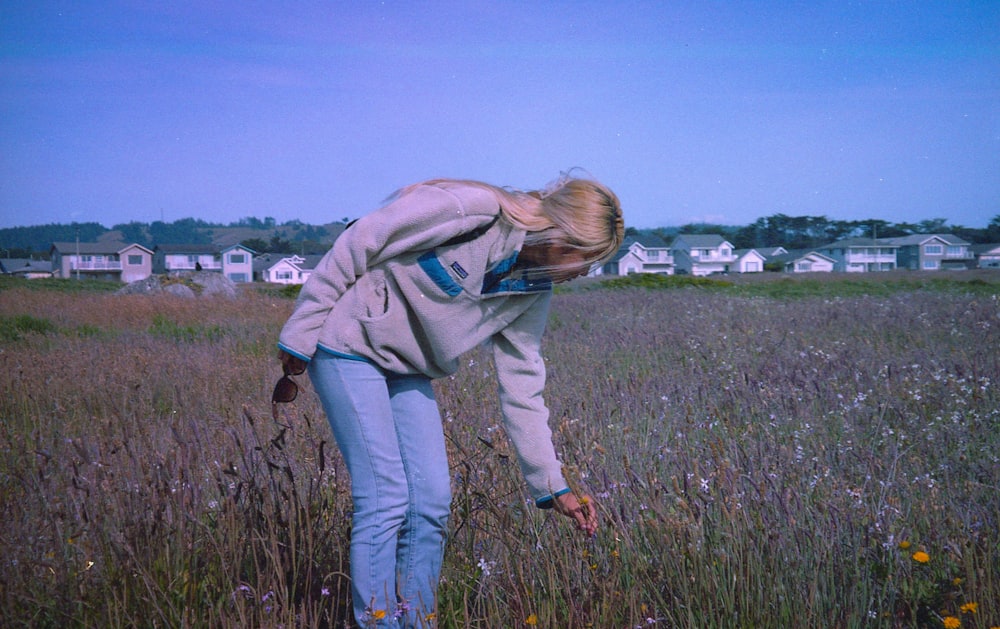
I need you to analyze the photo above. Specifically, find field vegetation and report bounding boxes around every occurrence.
[1,272,998,628]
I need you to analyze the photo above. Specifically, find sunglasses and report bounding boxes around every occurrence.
[271,361,306,419]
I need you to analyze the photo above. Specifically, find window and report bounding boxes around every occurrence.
[229,254,246,264]
[924,244,943,255]
[797,261,812,271]
[647,250,660,260]
[946,246,963,256]
[276,270,293,280]
[923,260,939,269]
[127,255,143,265]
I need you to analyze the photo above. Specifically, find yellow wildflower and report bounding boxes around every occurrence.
[526,613,538,625]
[942,616,960,629]
[952,577,963,586]
[959,602,977,614]
[372,610,386,620]
[425,613,437,622]
[899,540,911,549]
[912,551,930,563]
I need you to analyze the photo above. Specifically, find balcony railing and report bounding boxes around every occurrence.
[71,260,122,271]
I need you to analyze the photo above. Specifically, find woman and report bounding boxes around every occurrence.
[276,173,624,627]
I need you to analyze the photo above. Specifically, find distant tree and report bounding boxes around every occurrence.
[149,218,211,244]
[268,234,294,253]
[917,218,949,233]
[241,237,269,253]
[113,221,151,247]
[986,215,1000,242]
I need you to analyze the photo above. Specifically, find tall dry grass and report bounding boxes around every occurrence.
[1,278,997,628]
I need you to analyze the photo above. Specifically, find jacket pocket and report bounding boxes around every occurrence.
[417,251,463,296]
[358,269,390,318]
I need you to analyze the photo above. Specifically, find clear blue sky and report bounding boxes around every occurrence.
[2,1,998,230]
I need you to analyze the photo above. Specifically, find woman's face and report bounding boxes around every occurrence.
[521,243,591,283]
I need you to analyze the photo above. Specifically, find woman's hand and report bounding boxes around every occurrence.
[553,492,598,536]
[278,350,308,375]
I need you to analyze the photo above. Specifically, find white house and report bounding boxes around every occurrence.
[154,244,223,274]
[602,235,674,275]
[255,254,325,284]
[220,244,255,283]
[733,249,766,273]
[154,243,257,283]
[971,243,1000,269]
[670,234,737,276]
[773,250,837,273]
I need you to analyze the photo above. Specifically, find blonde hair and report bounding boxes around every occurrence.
[400,171,625,277]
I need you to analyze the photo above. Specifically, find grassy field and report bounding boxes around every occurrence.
[1,272,998,628]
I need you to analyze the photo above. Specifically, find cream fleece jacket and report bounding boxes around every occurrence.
[278,182,569,505]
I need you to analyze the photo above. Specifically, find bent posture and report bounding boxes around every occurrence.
[276,174,624,627]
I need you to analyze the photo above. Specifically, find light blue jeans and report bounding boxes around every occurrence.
[309,350,451,628]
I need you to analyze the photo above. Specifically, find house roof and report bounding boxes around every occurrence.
[971,243,1000,255]
[756,246,788,258]
[50,241,152,255]
[154,243,220,254]
[771,249,836,264]
[253,254,325,273]
[1,258,54,274]
[883,233,970,246]
[734,248,765,260]
[627,234,671,249]
[671,234,730,248]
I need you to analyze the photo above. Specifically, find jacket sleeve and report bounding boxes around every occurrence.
[278,184,497,360]
[491,291,569,507]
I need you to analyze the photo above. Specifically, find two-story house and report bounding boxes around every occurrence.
[818,238,898,272]
[670,234,737,276]
[50,241,154,282]
[883,234,974,271]
[153,244,223,274]
[153,243,257,283]
[602,234,674,275]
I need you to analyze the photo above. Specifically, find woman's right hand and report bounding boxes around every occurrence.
[553,492,598,536]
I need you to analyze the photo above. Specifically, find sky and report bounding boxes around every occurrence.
[1,1,998,231]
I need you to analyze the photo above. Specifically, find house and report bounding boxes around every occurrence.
[817,238,898,272]
[971,243,1000,269]
[670,234,737,276]
[153,243,257,283]
[153,244,223,274]
[49,241,154,282]
[221,244,255,283]
[883,234,974,271]
[602,234,674,275]
[771,250,837,273]
[0,258,54,279]
[255,253,325,284]
[733,249,766,273]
